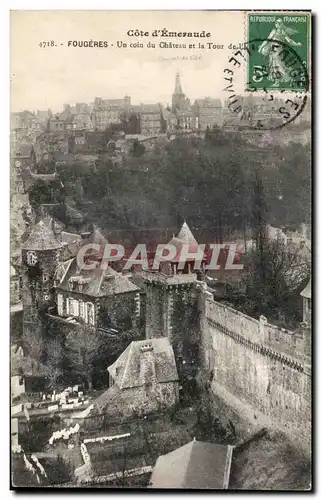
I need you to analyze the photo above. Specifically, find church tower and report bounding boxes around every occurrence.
[143,222,205,364]
[171,71,187,113]
[21,218,64,347]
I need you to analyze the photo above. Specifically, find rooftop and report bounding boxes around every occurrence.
[107,337,178,391]
[300,278,311,299]
[22,218,64,251]
[167,221,200,262]
[57,258,139,298]
[149,440,233,489]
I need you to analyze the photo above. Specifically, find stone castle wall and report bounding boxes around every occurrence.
[199,289,311,452]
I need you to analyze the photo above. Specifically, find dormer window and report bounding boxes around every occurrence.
[68,276,81,291]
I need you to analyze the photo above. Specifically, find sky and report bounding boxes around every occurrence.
[10,10,250,112]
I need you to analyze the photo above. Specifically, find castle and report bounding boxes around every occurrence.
[12,217,311,451]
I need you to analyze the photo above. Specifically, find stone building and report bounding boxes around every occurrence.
[19,217,141,355]
[193,98,223,130]
[21,218,65,344]
[13,144,37,172]
[140,104,164,136]
[162,109,178,133]
[94,337,179,418]
[176,109,196,131]
[54,258,140,332]
[92,97,130,130]
[48,114,67,133]
[143,222,203,368]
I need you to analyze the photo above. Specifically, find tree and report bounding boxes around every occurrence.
[227,237,310,327]
[43,344,64,390]
[65,327,101,392]
[24,331,45,375]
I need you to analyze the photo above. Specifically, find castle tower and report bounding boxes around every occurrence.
[21,217,64,346]
[143,222,205,363]
[171,71,187,113]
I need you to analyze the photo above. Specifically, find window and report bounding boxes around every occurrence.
[87,303,95,326]
[79,300,84,319]
[57,294,63,316]
[307,298,312,311]
[73,299,79,317]
[68,298,74,316]
[43,274,49,283]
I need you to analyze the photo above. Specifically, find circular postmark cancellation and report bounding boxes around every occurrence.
[223,38,309,130]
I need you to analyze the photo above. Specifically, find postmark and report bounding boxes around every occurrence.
[223,38,309,130]
[247,13,310,92]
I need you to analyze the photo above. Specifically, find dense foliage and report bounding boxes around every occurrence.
[45,129,311,235]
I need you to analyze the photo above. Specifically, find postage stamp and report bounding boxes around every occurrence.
[247,12,310,91]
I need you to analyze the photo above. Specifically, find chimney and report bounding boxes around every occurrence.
[140,343,156,386]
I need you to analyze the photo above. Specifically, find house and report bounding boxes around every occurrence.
[73,114,94,131]
[92,97,129,130]
[163,109,178,133]
[193,98,223,129]
[300,278,311,325]
[48,114,67,132]
[11,374,25,400]
[69,134,88,153]
[55,256,140,331]
[149,439,234,489]
[140,104,163,136]
[14,144,36,170]
[94,338,179,418]
[176,110,196,131]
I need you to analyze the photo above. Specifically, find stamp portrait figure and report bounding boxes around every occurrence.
[258,18,302,86]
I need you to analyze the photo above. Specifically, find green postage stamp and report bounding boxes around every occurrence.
[247,12,310,91]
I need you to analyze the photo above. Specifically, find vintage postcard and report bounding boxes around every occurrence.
[10,10,312,490]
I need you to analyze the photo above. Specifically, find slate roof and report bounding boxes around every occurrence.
[60,231,82,245]
[103,98,125,107]
[107,337,178,390]
[167,222,200,262]
[195,98,222,109]
[149,440,233,489]
[300,278,311,299]
[57,257,139,298]
[22,218,64,251]
[140,104,162,114]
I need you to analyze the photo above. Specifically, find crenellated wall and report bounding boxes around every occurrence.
[198,287,311,452]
